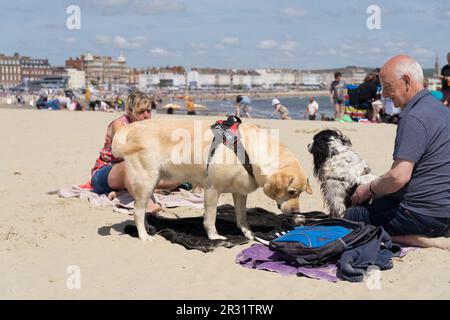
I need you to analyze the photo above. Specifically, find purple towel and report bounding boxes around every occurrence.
[235,244,417,282]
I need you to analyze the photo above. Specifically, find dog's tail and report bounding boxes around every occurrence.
[112,125,143,158]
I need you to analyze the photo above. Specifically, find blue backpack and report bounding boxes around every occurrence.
[268,219,379,266]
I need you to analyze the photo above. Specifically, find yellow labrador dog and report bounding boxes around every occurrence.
[112,118,312,241]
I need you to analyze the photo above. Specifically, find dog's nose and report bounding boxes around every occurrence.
[277,203,281,210]
[307,144,312,152]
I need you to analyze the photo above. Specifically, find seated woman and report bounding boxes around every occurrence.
[358,73,382,122]
[90,90,180,214]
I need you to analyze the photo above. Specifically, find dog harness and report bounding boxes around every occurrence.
[206,116,254,177]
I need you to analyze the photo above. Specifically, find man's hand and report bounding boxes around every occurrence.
[351,183,373,206]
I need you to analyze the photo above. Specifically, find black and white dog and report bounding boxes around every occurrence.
[307,129,377,217]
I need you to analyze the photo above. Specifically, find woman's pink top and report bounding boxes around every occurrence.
[91,114,131,177]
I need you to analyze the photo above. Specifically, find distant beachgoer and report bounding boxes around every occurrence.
[89,90,180,214]
[440,52,450,107]
[358,73,382,122]
[235,95,252,118]
[270,98,290,120]
[151,99,157,110]
[381,96,400,124]
[424,80,444,102]
[114,96,124,112]
[305,96,319,120]
[85,88,91,109]
[330,72,346,120]
[185,96,196,115]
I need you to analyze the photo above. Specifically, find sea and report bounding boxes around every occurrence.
[162,95,335,120]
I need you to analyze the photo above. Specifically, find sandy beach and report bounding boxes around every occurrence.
[1,106,449,300]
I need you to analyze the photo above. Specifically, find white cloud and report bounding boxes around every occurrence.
[215,36,240,49]
[91,0,186,14]
[150,48,169,57]
[257,40,277,49]
[190,42,208,49]
[317,48,340,56]
[96,35,111,44]
[447,10,450,17]
[384,41,409,49]
[280,40,297,51]
[222,37,239,46]
[414,48,434,58]
[283,7,306,17]
[96,35,146,49]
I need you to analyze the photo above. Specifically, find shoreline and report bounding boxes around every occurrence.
[0,102,337,122]
[0,89,329,105]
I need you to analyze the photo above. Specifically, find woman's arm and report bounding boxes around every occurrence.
[110,118,126,139]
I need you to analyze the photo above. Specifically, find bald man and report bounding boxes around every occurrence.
[345,55,450,251]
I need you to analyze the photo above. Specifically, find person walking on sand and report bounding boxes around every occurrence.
[330,72,346,120]
[346,55,450,251]
[235,95,252,118]
[440,52,450,107]
[305,96,319,120]
[270,98,291,120]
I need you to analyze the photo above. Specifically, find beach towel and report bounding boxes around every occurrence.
[123,205,328,252]
[47,186,204,214]
[236,243,417,282]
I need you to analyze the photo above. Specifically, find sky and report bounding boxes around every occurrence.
[1,0,449,69]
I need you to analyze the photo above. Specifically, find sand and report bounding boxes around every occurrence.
[0,106,449,299]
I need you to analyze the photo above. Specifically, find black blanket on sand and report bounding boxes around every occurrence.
[123,204,328,252]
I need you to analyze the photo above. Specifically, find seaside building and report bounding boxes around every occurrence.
[127,68,143,86]
[138,69,159,90]
[65,52,128,87]
[66,68,86,89]
[138,66,186,89]
[0,53,22,87]
[232,70,261,88]
[51,66,68,77]
[301,73,322,88]
[20,55,52,83]
[255,68,300,87]
[188,68,234,88]
[0,52,54,88]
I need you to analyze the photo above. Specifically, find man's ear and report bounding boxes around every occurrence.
[305,178,313,195]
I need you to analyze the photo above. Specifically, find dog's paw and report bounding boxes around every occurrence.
[139,234,156,242]
[242,229,255,240]
[208,234,227,241]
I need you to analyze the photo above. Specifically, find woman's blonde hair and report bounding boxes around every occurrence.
[125,90,151,114]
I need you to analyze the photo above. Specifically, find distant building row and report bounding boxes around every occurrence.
[0,51,373,90]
